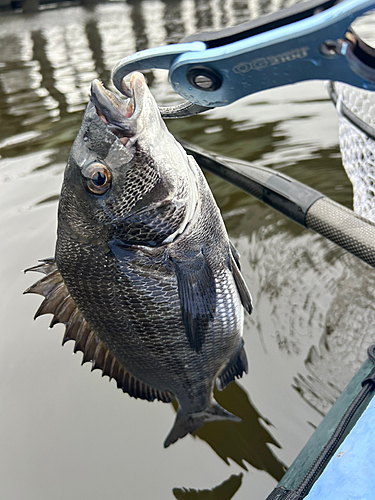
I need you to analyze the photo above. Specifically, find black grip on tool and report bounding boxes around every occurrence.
[263,173,323,226]
[184,142,375,269]
[181,0,336,48]
[306,198,375,268]
[184,144,323,225]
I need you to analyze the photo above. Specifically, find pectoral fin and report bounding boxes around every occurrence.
[24,260,173,403]
[171,252,216,353]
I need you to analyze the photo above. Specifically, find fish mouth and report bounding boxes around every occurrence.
[90,74,143,146]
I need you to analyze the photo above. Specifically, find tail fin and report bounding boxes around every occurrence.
[164,403,241,448]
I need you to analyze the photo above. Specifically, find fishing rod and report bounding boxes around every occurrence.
[183,142,375,270]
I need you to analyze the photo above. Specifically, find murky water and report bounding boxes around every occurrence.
[1,1,374,499]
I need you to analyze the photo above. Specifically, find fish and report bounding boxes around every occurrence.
[24,72,253,447]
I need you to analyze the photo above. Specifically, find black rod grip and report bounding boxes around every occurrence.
[306,198,375,268]
[183,143,323,225]
[183,142,375,268]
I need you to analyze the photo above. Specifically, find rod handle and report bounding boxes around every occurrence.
[306,197,375,267]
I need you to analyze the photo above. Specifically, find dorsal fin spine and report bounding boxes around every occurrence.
[75,322,90,354]
[91,343,104,370]
[62,309,82,345]
[109,357,117,381]
[34,282,66,319]
[50,294,75,327]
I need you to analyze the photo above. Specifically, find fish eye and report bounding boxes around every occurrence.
[82,162,112,195]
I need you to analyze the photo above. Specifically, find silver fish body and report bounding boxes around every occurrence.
[25,73,252,447]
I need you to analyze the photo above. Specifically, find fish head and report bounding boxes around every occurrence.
[57,72,191,246]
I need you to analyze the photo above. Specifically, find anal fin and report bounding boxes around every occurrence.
[216,342,248,391]
[24,259,173,404]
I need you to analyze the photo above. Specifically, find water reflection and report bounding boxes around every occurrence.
[161,0,185,44]
[85,18,112,86]
[0,0,304,163]
[168,115,287,164]
[31,30,69,118]
[293,254,375,416]
[193,383,286,480]
[127,0,149,52]
[173,473,243,500]
[231,0,251,24]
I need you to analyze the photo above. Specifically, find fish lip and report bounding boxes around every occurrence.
[90,78,138,140]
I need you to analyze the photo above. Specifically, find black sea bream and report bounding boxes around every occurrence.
[25,72,253,447]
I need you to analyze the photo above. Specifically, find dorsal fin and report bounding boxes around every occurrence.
[229,244,253,315]
[229,240,241,270]
[24,259,173,404]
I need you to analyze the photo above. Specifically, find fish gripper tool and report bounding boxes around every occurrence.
[112,0,375,118]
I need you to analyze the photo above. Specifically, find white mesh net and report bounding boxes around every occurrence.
[333,82,375,222]
[332,8,375,223]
